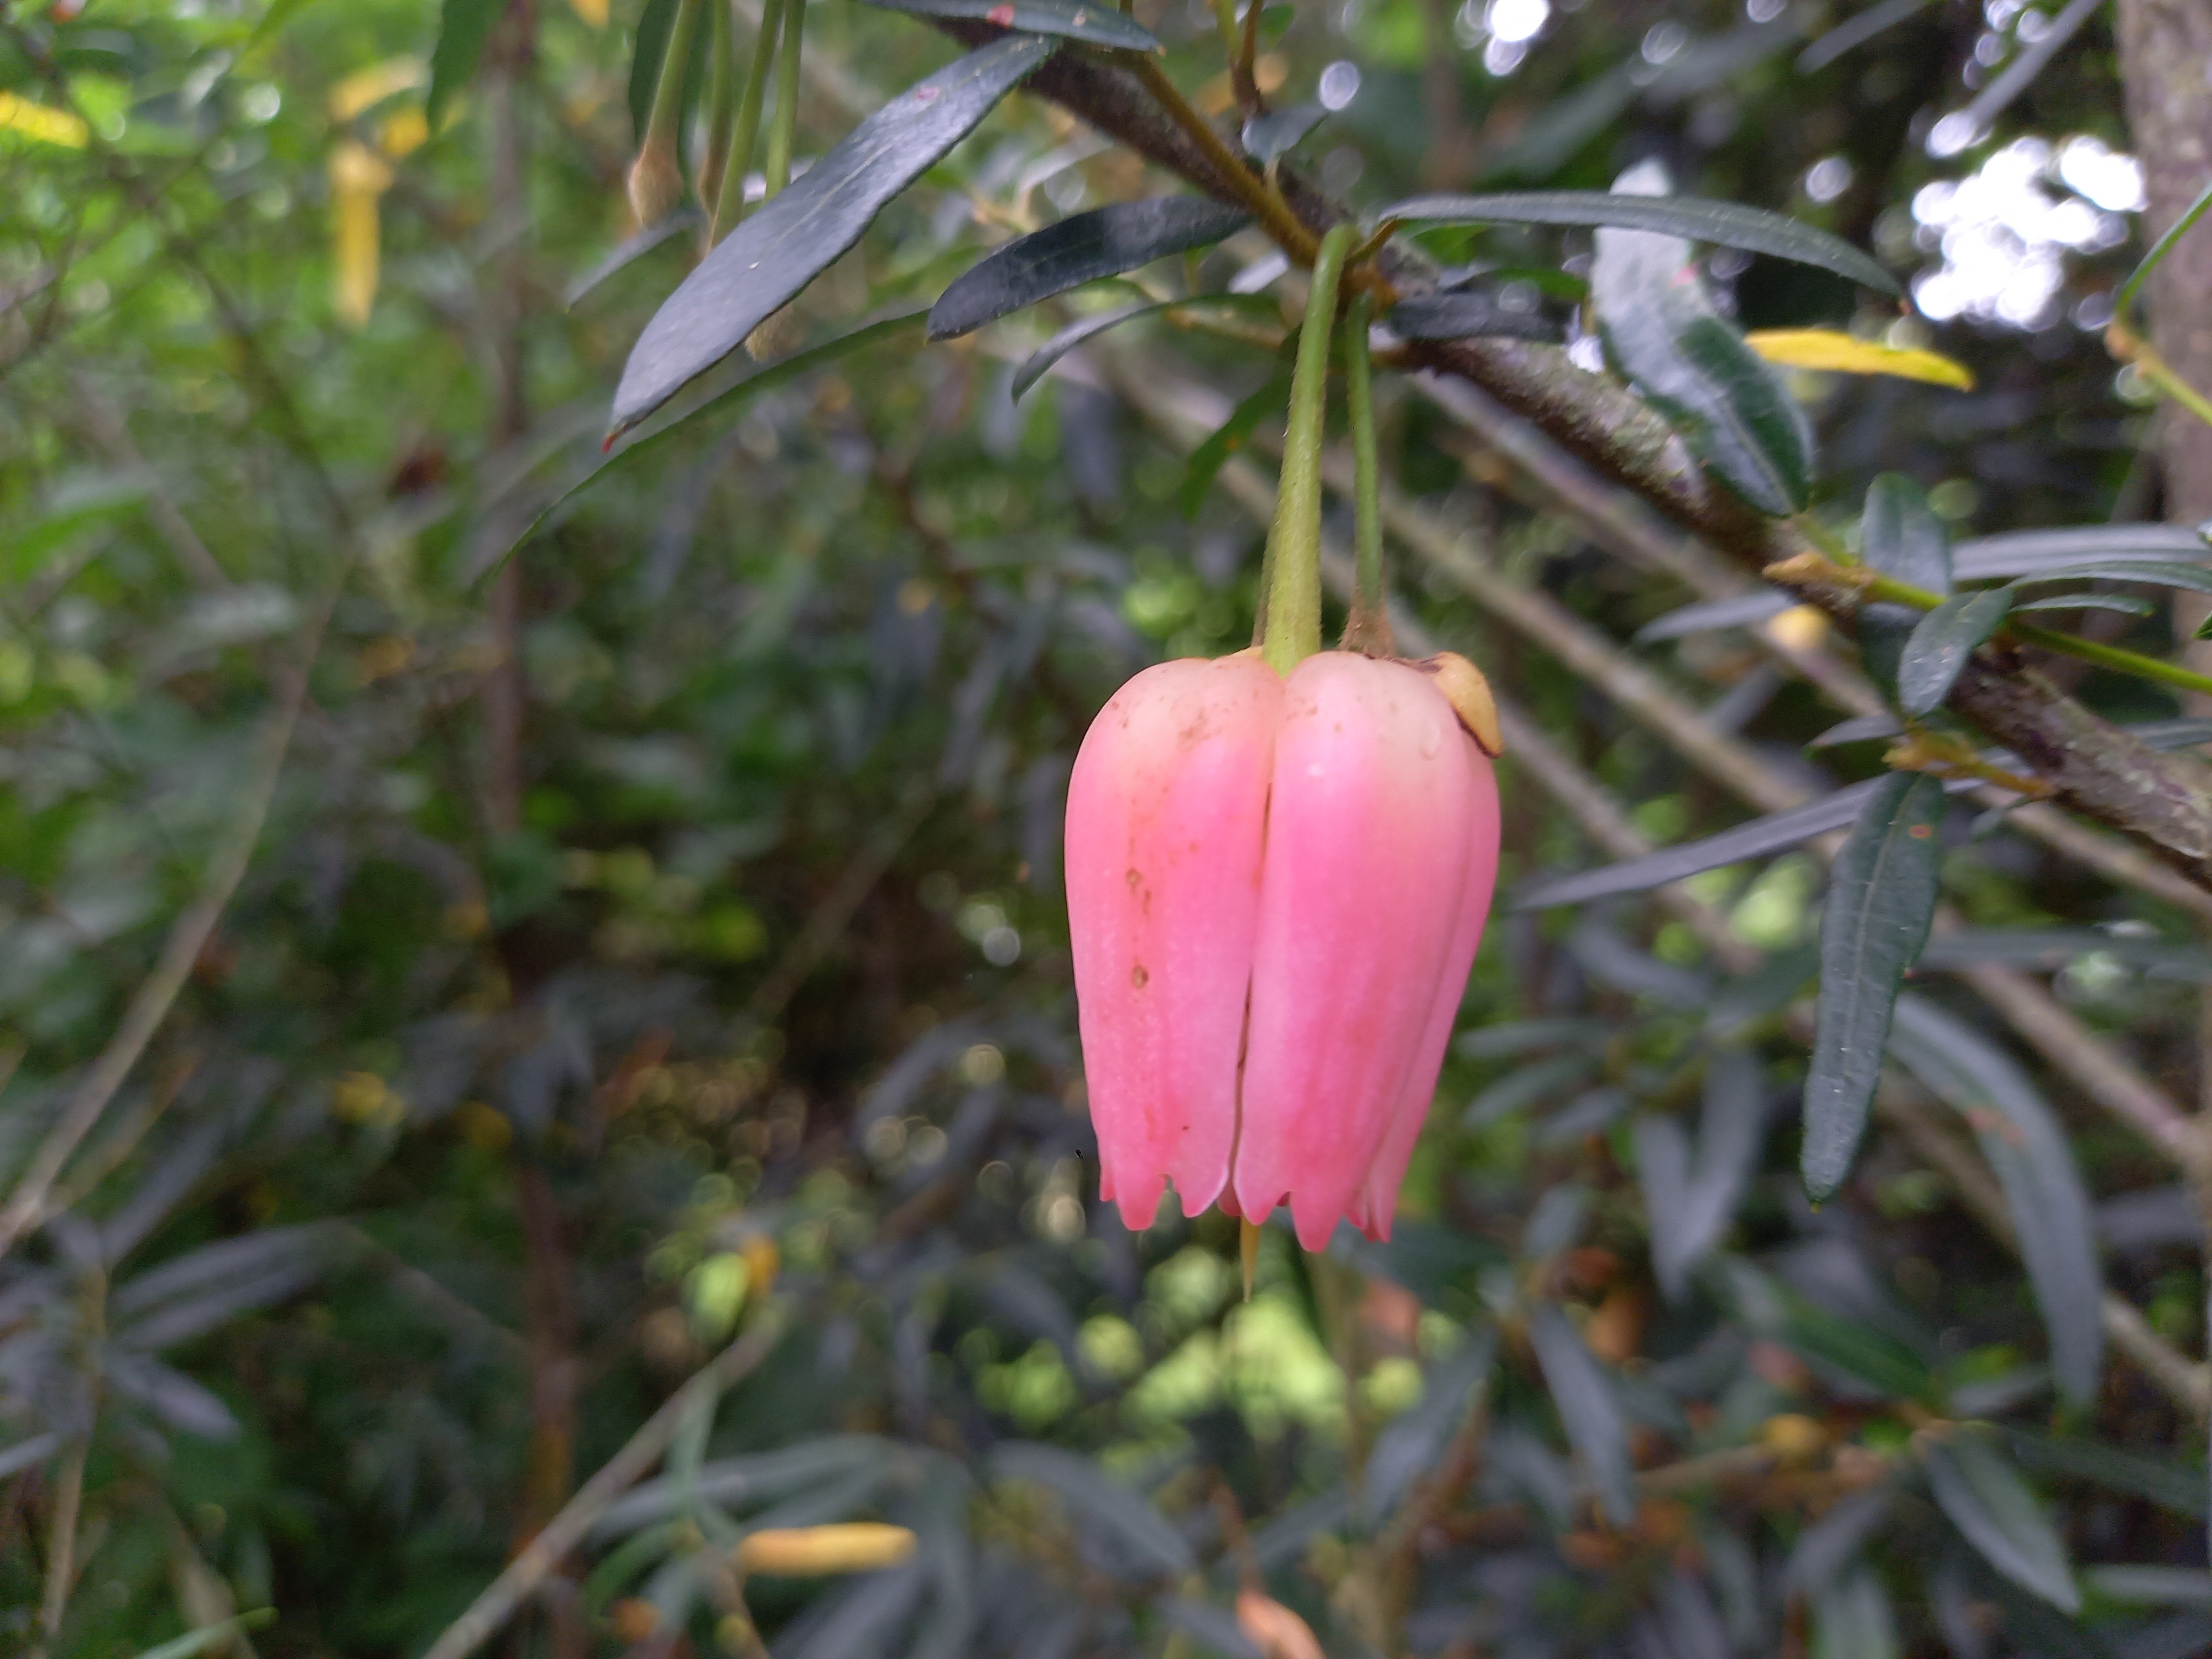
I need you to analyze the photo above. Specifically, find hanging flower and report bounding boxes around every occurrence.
[1065,648,1502,1250]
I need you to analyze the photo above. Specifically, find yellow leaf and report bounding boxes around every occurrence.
[735,1524,918,1576]
[329,142,393,327]
[328,56,426,123]
[378,106,430,159]
[570,0,611,23]
[1744,328,1975,391]
[0,90,89,149]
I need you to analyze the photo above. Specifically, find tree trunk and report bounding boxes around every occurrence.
[2117,0,2212,529]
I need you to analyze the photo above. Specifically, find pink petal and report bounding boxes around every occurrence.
[1350,742,1499,1240]
[1065,654,1281,1229]
[1232,655,1488,1250]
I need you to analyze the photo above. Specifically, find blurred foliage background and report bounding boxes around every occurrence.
[5,0,2212,1655]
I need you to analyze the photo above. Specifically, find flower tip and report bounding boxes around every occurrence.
[1412,652,1505,758]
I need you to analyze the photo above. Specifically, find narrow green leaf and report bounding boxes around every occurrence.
[1862,473,1952,593]
[2005,1429,2209,1519]
[1589,164,1812,515]
[2012,592,2154,617]
[7,473,148,582]
[1888,997,2103,1405]
[131,1611,276,1659]
[427,0,503,131]
[242,0,321,55]
[1008,293,1277,400]
[1796,0,1934,72]
[927,198,1253,341]
[1386,189,1898,294]
[2118,171,2212,320]
[509,311,924,575]
[1801,772,1946,1199]
[2017,559,2212,597]
[1925,1433,2081,1613]
[989,1442,1196,1577]
[858,0,1160,51]
[1181,369,1289,519]
[565,208,703,310]
[1897,587,2011,716]
[1636,1048,1765,1301]
[1781,1293,1935,1400]
[1954,522,2212,578]
[1511,776,1916,912]
[1240,102,1324,165]
[1527,1305,1635,1526]
[1386,292,1556,342]
[1812,1568,1900,1659]
[613,37,1052,434]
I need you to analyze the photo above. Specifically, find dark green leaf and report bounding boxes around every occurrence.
[1636,1048,1765,1301]
[1801,773,1946,1200]
[627,0,680,144]
[2012,592,2155,616]
[989,1442,1196,1578]
[129,1611,278,1659]
[1889,997,2103,1405]
[1453,1018,1609,1059]
[242,0,321,55]
[927,197,1254,341]
[1181,368,1288,518]
[1527,1305,1634,1525]
[1925,1433,2081,1613]
[1808,712,1903,748]
[1240,102,1324,165]
[1812,1568,1900,1659]
[1589,167,1812,515]
[1796,0,1934,72]
[1635,589,1791,641]
[8,473,148,582]
[1954,523,2211,578]
[427,0,503,131]
[613,37,1052,434]
[2017,559,2212,597]
[858,0,1160,50]
[512,311,925,575]
[1919,927,2212,979]
[1897,587,2011,717]
[1462,1051,1598,1128]
[1861,473,1952,594]
[1781,1293,1936,1401]
[565,208,704,310]
[1386,190,1898,294]
[1008,294,1277,400]
[1366,1331,1495,1521]
[2005,1430,2210,1519]
[1784,1485,1897,1595]
[1386,292,1557,342]
[1512,778,1898,911]
[593,1436,899,1537]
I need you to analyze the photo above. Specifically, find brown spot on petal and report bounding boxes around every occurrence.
[1131,963,1149,988]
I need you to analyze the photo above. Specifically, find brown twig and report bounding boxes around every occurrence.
[0,585,332,1262]
[418,1306,786,1659]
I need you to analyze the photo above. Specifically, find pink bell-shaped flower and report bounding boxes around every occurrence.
[1065,649,1501,1250]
